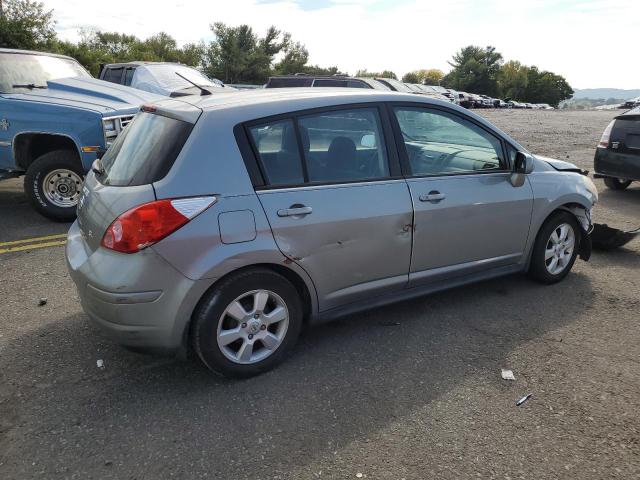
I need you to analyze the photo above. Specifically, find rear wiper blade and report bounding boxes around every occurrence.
[12,83,47,89]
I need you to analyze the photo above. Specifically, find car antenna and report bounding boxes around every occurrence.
[175,72,212,96]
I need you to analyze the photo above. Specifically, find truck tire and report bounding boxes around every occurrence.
[603,177,631,190]
[24,150,84,222]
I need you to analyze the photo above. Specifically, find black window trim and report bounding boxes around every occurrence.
[386,101,514,178]
[236,102,403,191]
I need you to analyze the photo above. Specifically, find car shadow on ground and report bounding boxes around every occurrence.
[0,272,594,478]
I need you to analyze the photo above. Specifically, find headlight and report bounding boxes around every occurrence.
[584,176,599,205]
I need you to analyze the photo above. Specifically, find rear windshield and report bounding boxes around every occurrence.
[99,112,193,186]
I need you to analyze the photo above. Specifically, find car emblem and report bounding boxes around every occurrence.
[0,119,9,131]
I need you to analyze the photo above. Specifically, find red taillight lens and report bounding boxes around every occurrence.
[101,197,216,253]
[598,120,615,148]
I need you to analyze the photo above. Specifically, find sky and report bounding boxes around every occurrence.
[46,0,640,90]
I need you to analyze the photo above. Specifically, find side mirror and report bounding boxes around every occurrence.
[361,134,376,148]
[510,151,534,187]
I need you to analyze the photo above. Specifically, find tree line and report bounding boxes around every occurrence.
[0,0,573,105]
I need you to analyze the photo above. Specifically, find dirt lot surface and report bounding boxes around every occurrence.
[1,109,638,479]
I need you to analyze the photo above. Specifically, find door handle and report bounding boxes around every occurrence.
[277,205,313,217]
[419,191,446,203]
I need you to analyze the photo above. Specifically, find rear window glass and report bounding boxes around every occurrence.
[99,112,193,186]
[248,119,304,186]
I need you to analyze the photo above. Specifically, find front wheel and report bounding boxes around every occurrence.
[528,212,580,284]
[24,150,84,222]
[192,268,303,378]
[603,177,631,190]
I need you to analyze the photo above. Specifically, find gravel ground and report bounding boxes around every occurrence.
[0,109,638,479]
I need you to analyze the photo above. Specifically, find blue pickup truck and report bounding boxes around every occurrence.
[0,48,160,221]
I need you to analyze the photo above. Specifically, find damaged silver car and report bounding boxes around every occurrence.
[66,89,598,377]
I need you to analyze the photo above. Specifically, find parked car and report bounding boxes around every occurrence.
[406,84,447,100]
[99,62,233,97]
[458,91,473,108]
[445,89,460,105]
[424,85,455,103]
[374,77,414,93]
[618,97,640,109]
[0,48,160,220]
[478,95,494,108]
[67,88,598,377]
[265,75,390,90]
[594,106,640,190]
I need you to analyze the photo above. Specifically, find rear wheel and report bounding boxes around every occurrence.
[24,150,84,222]
[528,212,580,284]
[604,177,631,190]
[192,268,303,378]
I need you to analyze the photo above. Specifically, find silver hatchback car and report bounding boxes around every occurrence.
[66,89,598,377]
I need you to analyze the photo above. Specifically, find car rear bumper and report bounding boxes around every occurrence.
[65,221,211,352]
[594,148,640,181]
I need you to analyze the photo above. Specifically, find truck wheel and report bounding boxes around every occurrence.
[24,150,84,222]
[603,177,631,190]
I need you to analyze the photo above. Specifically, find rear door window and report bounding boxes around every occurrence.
[248,120,305,186]
[298,108,390,183]
[99,112,193,186]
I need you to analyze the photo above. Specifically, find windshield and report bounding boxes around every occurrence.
[141,64,224,92]
[0,53,90,93]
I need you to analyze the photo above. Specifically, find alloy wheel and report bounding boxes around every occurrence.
[216,289,289,364]
[544,222,575,275]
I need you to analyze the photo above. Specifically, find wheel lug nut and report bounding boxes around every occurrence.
[254,314,260,319]
[260,324,266,330]
[241,323,247,328]
[248,334,254,340]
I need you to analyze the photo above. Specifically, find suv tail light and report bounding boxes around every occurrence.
[598,120,615,148]
[101,197,217,253]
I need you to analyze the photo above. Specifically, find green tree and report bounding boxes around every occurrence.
[497,60,529,100]
[520,66,573,106]
[354,69,397,79]
[442,45,503,96]
[204,22,288,84]
[401,69,444,85]
[0,0,56,50]
[402,71,420,83]
[273,34,309,75]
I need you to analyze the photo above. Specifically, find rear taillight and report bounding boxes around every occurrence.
[598,120,615,148]
[101,197,216,253]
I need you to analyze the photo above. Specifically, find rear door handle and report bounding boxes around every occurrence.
[419,191,446,203]
[277,205,313,217]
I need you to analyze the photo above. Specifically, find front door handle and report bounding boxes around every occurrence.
[419,191,446,203]
[277,205,313,217]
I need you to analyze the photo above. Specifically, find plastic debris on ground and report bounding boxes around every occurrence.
[501,369,516,381]
[516,393,533,406]
[38,298,47,306]
[96,359,105,369]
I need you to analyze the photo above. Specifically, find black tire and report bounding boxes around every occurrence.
[192,268,303,378]
[24,150,84,222]
[528,211,580,284]
[603,177,631,190]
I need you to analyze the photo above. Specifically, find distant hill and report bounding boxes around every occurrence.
[573,88,640,100]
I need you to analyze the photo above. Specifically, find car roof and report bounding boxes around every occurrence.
[0,48,77,61]
[169,88,450,115]
[104,61,184,68]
